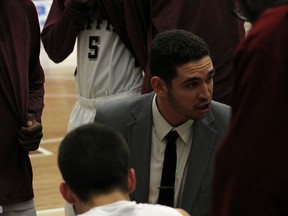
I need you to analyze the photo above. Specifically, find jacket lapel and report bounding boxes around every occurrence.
[126,93,154,203]
[180,111,217,211]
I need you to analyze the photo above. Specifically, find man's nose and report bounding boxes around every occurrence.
[198,83,211,100]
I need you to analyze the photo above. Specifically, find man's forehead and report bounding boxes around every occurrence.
[176,56,213,73]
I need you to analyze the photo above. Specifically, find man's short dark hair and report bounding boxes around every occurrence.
[149,29,210,86]
[58,123,130,202]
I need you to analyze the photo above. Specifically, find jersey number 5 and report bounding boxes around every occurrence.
[88,36,100,60]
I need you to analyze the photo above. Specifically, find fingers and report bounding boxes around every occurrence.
[19,120,43,152]
[18,136,43,151]
[20,120,43,135]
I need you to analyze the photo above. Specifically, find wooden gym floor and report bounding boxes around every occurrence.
[29,45,77,216]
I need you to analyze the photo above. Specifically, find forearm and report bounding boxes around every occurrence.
[29,8,45,123]
[28,73,44,123]
[41,0,92,63]
[28,54,44,123]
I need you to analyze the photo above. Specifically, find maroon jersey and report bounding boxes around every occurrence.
[212,4,288,216]
[0,0,44,204]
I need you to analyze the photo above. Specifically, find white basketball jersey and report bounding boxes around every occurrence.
[76,17,143,99]
[79,201,183,216]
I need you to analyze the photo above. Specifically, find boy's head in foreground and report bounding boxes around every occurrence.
[58,123,135,213]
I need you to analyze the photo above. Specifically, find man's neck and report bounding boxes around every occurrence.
[75,190,130,214]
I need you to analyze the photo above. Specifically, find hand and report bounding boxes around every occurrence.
[18,114,43,152]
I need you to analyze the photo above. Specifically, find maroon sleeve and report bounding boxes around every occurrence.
[124,0,150,71]
[41,0,91,63]
[98,0,149,71]
[28,2,45,123]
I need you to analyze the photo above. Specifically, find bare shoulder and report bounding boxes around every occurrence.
[176,208,190,216]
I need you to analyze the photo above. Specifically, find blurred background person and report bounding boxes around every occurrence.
[41,0,143,132]
[0,0,45,215]
[41,1,145,214]
[211,0,288,215]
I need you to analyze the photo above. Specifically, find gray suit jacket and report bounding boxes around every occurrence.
[95,92,231,216]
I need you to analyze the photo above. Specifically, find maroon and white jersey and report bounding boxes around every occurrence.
[76,18,143,99]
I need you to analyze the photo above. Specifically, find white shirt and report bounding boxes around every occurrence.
[78,201,183,216]
[149,95,193,207]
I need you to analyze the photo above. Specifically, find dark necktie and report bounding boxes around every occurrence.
[158,130,179,207]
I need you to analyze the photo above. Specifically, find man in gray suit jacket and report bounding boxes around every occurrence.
[94,30,230,215]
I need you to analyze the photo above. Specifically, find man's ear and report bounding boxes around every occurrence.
[151,76,167,96]
[176,208,191,216]
[59,182,77,205]
[127,168,136,194]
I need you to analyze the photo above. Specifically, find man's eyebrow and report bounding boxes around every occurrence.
[182,69,216,85]
[182,77,200,85]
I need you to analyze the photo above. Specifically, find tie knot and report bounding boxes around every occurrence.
[166,130,179,143]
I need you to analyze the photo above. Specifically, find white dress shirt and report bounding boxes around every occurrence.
[148,95,193,207]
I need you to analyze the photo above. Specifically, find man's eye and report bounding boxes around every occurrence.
[208,74,215,81]
[186,82,199,88]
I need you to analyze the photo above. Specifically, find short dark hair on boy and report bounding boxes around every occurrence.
[149,29,211,86]
[58,123,130,202]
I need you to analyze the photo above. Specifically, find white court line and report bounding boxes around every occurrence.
[28,138,64,158]
[37,207,64,216]
[45,76,75,81]
[29,147,53,158]
[41,137,63,144]
[29,138,64,158]
[45,93,77,98]
[29,137,65,157]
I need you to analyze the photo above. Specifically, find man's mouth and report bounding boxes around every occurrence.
[197,102,211,113]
